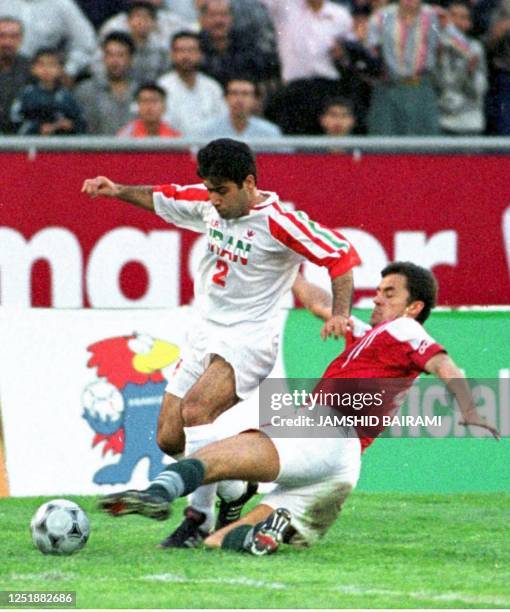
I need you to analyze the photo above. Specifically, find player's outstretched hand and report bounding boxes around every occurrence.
[458,415,500,440]
[321,314,350,340]
[81,176,120,199]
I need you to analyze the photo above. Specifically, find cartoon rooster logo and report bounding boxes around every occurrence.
[82,333,180,485]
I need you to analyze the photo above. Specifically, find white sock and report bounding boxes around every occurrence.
[217,480,247,502]
[184,423,218,532]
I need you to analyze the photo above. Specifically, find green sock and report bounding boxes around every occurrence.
[221,525,254,552]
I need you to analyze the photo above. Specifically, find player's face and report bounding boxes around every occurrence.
[370,273,412,326]
[204,177,255,219]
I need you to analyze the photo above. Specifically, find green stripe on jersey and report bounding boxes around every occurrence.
[295,211,349,251]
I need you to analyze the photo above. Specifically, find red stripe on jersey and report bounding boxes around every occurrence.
[329,250,361,278]
[272,203,336,254]
[153,184,209,201]
[269,216,346,270]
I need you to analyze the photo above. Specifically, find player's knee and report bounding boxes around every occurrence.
[181,400,212,427]
[156,423,184,455]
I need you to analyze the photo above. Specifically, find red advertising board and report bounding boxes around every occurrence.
[1,151,509,306]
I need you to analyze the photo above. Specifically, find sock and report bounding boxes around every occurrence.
[184,423,219,532]
[221,524,254,552]
[146,459,205,502]
[217,480,247,502]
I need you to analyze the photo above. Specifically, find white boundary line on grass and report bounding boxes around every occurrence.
[141,574,510,607]
[9,571,509,606]
[142,574,286,590]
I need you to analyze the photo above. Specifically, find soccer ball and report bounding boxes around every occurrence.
[30,499,90,555]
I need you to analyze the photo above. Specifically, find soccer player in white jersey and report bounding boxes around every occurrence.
[99,262,499,555]
[82,138,361,547]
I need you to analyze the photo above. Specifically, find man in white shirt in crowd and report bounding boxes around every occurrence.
[199,76,281,140]
[260,0,353,84]
[158,30,226,135]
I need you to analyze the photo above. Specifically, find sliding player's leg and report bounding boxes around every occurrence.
[98,431,278,518]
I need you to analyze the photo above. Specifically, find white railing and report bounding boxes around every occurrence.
[1,135,510,152]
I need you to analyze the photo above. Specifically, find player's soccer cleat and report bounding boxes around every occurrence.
[158,506,209,549]
[247,507,292,556]
[98,489,171,521]
[215,482,259,530]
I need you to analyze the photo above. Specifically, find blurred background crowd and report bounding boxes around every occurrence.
[0,0,508,138]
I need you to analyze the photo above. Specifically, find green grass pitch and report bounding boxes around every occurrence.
[1,493,509,609]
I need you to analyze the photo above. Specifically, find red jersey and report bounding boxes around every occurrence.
[319,316,445,450]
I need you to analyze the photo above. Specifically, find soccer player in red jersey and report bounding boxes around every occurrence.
[99,261,499,555]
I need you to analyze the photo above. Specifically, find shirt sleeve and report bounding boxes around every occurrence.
[152,183,210,234]
[267,205,361,278]
[387,318,446,371]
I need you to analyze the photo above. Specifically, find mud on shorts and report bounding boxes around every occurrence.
[261,426,361,546]
[165,317,280,400]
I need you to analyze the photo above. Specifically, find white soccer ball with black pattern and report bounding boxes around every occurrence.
[30,499,90,555]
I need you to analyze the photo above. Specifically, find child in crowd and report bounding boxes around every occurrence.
[11,48,86,135]
[319,97,356,137]
[117,82,181,138]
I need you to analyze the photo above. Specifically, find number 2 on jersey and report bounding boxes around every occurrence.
[212,259,229,287]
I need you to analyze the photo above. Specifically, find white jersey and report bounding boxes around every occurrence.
[153,183,360,326]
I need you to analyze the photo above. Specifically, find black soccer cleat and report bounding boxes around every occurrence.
[215,482,259,531]
[158,506,209,549]
[98,489,170,521]
[247,508,292,556]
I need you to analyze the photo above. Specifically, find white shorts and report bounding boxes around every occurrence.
[262,429,361,546]
[166,317,280,400]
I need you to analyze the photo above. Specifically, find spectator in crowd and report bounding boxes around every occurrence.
[435,0,488,134]
[0,0,96,82]
[319,97,356,136]
[198,76,282,139]
[158,31,226,135]
[118,82,181,136]
[0,17,31,134]
[485,0,510,134]
[198,0,276,86]
[97,2,169,83]
[100,0,192,52]
[262,0,354,134]
[260,0,353,84]
[75,32,138,135]
[10,48,86,135]
[366,0,472,135]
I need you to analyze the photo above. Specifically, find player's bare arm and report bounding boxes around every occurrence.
[321,270,354,340]
[81,176,155,211]
[425,352,500,439]
[291,273,332,322]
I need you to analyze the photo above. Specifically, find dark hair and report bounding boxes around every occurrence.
[446,0,471,10]
[171,30,201,48]
[31,47,62,65]
[103,31,136,56]
[197,139,257,186]
[381,261,437,324]
[224,76,258,96]
[320,96,354,116]
[127,1,157,18]
[135,81,166,99]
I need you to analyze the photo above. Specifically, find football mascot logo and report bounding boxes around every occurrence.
[82,333,180,485]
